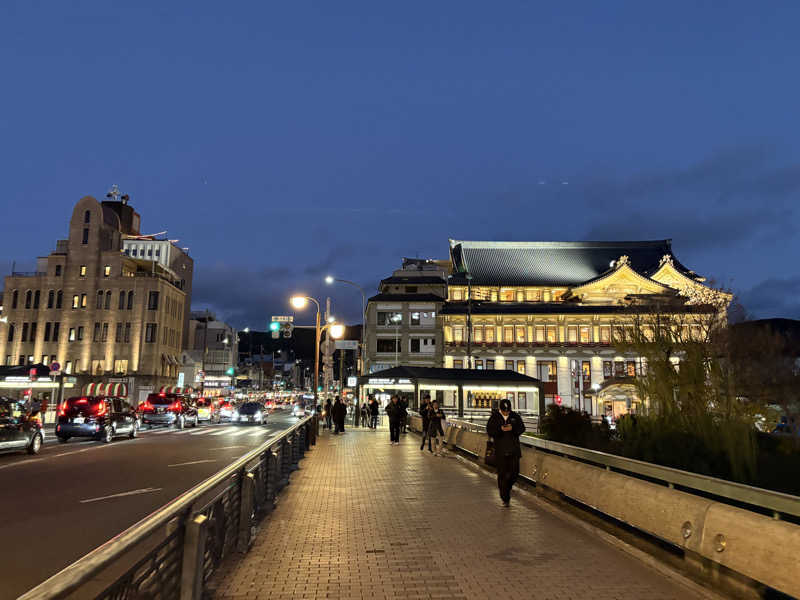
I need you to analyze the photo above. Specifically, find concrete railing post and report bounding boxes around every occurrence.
[180,514,208,600]
[237,472,256,553]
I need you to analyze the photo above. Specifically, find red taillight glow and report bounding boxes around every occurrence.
[95,401,107,416]
[58,401,68,416]
[170,401,182,412]
[77,398,88,404]
[138,400,154,412]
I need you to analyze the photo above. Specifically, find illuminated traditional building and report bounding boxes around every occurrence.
[442,240,723,417]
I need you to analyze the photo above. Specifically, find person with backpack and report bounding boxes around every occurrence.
[486,399,526,506]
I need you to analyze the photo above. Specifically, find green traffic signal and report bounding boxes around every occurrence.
[269,322,280,331]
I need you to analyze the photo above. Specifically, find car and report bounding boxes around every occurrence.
[217,399,235,422]
[196,398,220,424]
[233,401,266,424]
[0,397,44,454]
[55,396,139,443]
[291,402,306,418]
[139,393,199,429]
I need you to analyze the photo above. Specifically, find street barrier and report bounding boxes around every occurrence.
[19,415,318,600]
[409,414,800,598]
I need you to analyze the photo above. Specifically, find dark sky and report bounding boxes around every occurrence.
[2,1,799,327]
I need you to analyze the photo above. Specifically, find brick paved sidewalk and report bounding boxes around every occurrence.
[212,428,708,600]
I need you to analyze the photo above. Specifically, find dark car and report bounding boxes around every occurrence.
[55,396,139,443]
[0,397,44,454]
[139,393,198,429]
[233,401,267,425]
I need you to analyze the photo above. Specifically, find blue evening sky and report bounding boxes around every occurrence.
[1,1,799,326]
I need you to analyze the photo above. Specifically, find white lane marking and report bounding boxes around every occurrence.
[0,458,43,470]
[168,459,217,467]
[80,487,162,504]
[210,429,231,436]
[213,445,245,450]
[231,429,253,437]
[249,429,267,436]
[189,428,215,436]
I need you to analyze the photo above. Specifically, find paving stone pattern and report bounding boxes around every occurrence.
[213,427,707,600]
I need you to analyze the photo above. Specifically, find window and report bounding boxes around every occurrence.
[33,290,40,309]
[546,326,557,343]
[80,265,87,277]
[473,325,483,343]
[96,291,104,309]
[410,338,421,352]
[116,323,123,342]
[580,326,591,344]
[567,326,578,343]
[92,360,104,375]
[56,290,63,309]
[376,311,401,326]
[93,323,101,342]
[526,289,540,302]
[148,248,153,257]
[453,360,463,369]
[486,359,495,370]
[47,290,54,309]
[614,361,625,377]
[484,326,495,343]
[103,265,111,277]
[52,322,60,341]
[17,355,24,366]
[503,325,513,343]
[118,291,125,309]
[517,361,526,375]
[145,323,157,343]
[68,328,76,342]
[475,359,484,369]
[6,324,14,342]
[84,210,91,224]
[451,289,463,301]
[77,326,84,341]
[537,361,557,381]
[376,338,399,353]
[452,325,464,343]
[127,291,134,310]
[535,326,545,343]
[21,323,28,342]
[65,361,73,374]
[101,323,108,342]
[603,360,612,378]
[155,249,160,257]
[82,228,89,244]
[41,355,49,365]
[55,265,62,276]
[30,322,37,342]
[147,291,160,310]
[515,325,526,344]
[124,322,131,343]
[518,392,527,410]
[114,359,128,374]
[104,291,111,309]
[25,290,32,309]
[490,290,498,301]
[500,288,515,302]
[410,312,420,326]
[599,326,611,344]
[627,361,637,377]
[11,290,18,309]
[582,361,591,382]
[4,356,10,366]
[81,294,87,308]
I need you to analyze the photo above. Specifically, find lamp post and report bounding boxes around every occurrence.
[391,313,401,366]
[325,276,366,375]
[466,273,473,369]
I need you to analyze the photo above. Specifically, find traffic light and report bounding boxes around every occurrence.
[269,321,280,331]
[282,323,294,338]
[225,367,235,376]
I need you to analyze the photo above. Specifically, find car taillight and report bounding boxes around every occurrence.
[138,400,154,412]
[96,402,107,416]
[58,401,68,416]
[171,401,182,412]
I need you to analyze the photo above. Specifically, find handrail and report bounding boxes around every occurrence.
[446,418,800,520]
[19,416,313,600]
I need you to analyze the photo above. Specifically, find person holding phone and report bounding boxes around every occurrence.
[486,399,526,506]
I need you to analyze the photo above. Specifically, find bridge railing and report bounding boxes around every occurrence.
[19,415,318,600]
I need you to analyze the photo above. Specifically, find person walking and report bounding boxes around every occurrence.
[419,395,432,452]
[369,395,379,429]
[332,396,346,434]
[428,400,446,456]
[400,397,409,434]
[486,399,526,506]
[360,402,369,428]
[323,398,333,430]
[385,395,402,445]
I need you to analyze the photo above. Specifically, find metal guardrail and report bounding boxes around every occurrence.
[19,415,318,600]
[447,418,800,521]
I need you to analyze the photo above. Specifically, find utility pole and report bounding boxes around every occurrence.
[466,273,473,369]
[200,310,209,397]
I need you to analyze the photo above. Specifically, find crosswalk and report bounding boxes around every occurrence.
[161,426,271,437]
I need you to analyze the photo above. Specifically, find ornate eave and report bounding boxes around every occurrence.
[568,256,674,302]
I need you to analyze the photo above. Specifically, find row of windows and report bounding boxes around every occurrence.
[125,247,161,258]
[448,324,704,344]
[376,311,436,326]
[449,287,566,303]
[5,321,163,345]
[375,337,436,353]
[448,358,639,381]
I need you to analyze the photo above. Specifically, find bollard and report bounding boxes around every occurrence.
[180,514,208,600]
[237,473,256,553]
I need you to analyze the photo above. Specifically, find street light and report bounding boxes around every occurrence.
[391,313,401,366]
[325,276,366,375]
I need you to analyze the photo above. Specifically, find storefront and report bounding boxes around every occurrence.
[358,366,544,417]
[585,379,643,421]
[0,365,78,424]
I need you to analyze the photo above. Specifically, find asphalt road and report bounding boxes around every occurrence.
[0,410,302,600]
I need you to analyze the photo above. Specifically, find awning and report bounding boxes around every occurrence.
[159,385,188,394]
[105,383,128,397]
[81,382,129,397]
[82,382,101,396]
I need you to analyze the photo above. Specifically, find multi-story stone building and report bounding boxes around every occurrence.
[364,258,448,374]
[442,239,723,416]
[181,310,238,397]
[0,194,193,403]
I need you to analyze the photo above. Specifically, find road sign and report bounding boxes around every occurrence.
[271,316,293,323]
[49,361,61,373]
[335,340,358,350]
[347,376,357,387]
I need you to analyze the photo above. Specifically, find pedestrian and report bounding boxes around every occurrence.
[360,402,369,427]
[332,396,346,434]
[385,395,402,445]
[419,394,432,452]
[400,397,409,434]
[486,399,526,506]
[428,400,446,456]
[369,395,379,429]
[324,398,333,430]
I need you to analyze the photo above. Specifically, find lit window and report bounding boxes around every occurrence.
[81,294,87,308]
[546,326,557,343]
[104,265,111,277]
[484,326,495,343]
[567,326,578,343]
[526,289,540,302]
[515,325,526,343]
[473,325,483,343]
[453,360,463,369]
[486,359,495,369]
[599,326,611,343]
[72,295,80,309]
[452,326,464,343]
[451,289,463,301]
[65,361,73,374]
[80,265,87,277]
[503,326,513,343]
[410,312,420,326]
[517,361,526,375]
[500,289,515,302]
[68,328,76,341]
[580,326,591,343]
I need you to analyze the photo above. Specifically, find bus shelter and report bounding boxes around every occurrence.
[358,366,544,417]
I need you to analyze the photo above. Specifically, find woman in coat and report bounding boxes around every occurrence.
[486,399,526,506]
[331,397,346,434]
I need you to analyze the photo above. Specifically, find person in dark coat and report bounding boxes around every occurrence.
[428,400,446,456]
[323,398,333,430]
[385,395,402,445]
[486,399,526,506]
[369,396,379,429]
[331,397,346,434]
[419,395,433,452]
[400,398,409,434]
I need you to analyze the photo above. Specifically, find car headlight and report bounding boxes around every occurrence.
[232,411,239,419]
[254,411,262,419]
